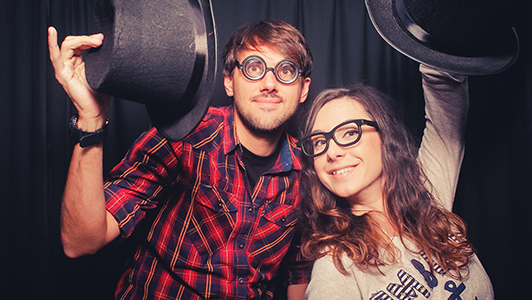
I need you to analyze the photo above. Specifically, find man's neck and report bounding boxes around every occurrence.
[234,112,284,157]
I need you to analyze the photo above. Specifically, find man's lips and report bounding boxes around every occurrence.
[254,98,281,104]
[251,94,283,104]
[252,97,283,110]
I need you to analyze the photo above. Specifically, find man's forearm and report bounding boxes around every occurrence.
[61,144,118,257]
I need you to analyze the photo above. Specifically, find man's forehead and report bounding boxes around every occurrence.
[238,45,289,63]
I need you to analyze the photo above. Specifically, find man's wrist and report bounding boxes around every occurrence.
[69,115,109,148]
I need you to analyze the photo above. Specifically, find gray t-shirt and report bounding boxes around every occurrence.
[307,239,493,299]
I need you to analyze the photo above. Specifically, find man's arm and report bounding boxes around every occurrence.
[417,64,469,210]
[48,27,119,257]
[61,144,121,257]
[287,284,307,300]
[280,227,313,300]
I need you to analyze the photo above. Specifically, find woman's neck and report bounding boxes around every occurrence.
[349,195,397,238]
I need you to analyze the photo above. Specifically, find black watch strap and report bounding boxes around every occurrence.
[69,115,109,148]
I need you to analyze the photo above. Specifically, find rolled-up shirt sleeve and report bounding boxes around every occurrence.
[104,128,180,238]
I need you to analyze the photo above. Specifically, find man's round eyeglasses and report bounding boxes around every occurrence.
[299,119,379,157]
[237,55,302,84]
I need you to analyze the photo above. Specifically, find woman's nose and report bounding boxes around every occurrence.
[326,139,346,160]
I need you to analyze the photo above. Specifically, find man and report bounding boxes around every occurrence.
[48,20,311,299]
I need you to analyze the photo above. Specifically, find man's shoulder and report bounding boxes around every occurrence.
[205,105,230,118]
[180,106,231,150]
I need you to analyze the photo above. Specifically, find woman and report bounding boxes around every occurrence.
[299,65,494,299]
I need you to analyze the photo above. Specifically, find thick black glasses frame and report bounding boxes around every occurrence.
[237,55,302,84]
[299,119,379,157]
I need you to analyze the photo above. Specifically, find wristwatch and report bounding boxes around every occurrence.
[69,115,109,148]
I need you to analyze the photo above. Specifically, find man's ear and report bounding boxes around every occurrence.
[299,77,311,104]
[224,74,234,97]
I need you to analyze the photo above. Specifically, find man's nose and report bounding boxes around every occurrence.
[259,69,278,92]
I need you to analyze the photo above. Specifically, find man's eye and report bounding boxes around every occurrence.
[246,62,263,75]
[280,68,294,75]
[248,66,260,73]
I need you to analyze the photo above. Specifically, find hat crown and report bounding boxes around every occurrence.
[87,0,197,105]
[85,0,217,141]
[398,0,513,56]
[365,0,519,75]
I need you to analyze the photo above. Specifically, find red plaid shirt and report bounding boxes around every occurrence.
[104,106,309,299]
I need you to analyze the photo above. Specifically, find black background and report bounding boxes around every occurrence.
[1,0,530,298]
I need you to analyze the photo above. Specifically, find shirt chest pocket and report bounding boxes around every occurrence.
[187,184,238,259]
[248,201,299,261]
[262,202,298,227]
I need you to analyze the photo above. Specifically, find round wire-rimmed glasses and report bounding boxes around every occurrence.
[237,55,302,84]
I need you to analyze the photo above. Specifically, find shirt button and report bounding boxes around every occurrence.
[238,277,245,284]
[239,243,244,249]
[248,207,253,212]
[281,217,286,222]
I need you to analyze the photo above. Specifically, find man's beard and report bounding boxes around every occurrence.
[234,94,298,135]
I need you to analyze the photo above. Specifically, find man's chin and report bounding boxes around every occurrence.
[250,121,285,134]
[245,116,288,135]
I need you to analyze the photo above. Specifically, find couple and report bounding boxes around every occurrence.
[48,18,493,299]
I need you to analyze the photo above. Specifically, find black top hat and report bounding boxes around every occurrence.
[365,0,519,75]
[85,0,217,141]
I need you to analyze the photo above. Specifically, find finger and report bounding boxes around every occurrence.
[60,34,104,60]
[48,27,63,71]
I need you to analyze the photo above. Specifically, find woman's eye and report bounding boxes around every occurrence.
[343,129,358,138]
[313,138,327,148]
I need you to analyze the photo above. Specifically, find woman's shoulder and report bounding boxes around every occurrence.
[306,254,361,300]
[310,254,352,279]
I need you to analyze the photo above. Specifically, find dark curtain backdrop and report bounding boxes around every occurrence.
[1,0,530,299]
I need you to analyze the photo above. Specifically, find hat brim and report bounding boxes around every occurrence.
[365,0,519,75]
[147,0,217,141]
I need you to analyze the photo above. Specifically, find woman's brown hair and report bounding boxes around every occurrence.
[299,84,474,280]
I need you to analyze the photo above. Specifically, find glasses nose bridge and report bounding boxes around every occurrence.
[323,131,341,153]
[324,134,347,158]
[259,66,279,88]
[264,66,275,75]
[263,66,277,80]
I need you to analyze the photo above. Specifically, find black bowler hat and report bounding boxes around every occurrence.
[365,0,520,75]
[85,0,217,141]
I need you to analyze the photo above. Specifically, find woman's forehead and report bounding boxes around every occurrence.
[313,98,369,130]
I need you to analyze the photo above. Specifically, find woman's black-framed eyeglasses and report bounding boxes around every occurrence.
[236,55,302,84]
[299,119,379,157]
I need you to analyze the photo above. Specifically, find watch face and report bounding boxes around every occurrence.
[69,116,82,143]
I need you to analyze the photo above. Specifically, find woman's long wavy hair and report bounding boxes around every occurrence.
[299,84,474,280]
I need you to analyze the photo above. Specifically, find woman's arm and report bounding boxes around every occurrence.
[417,64,469,210]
